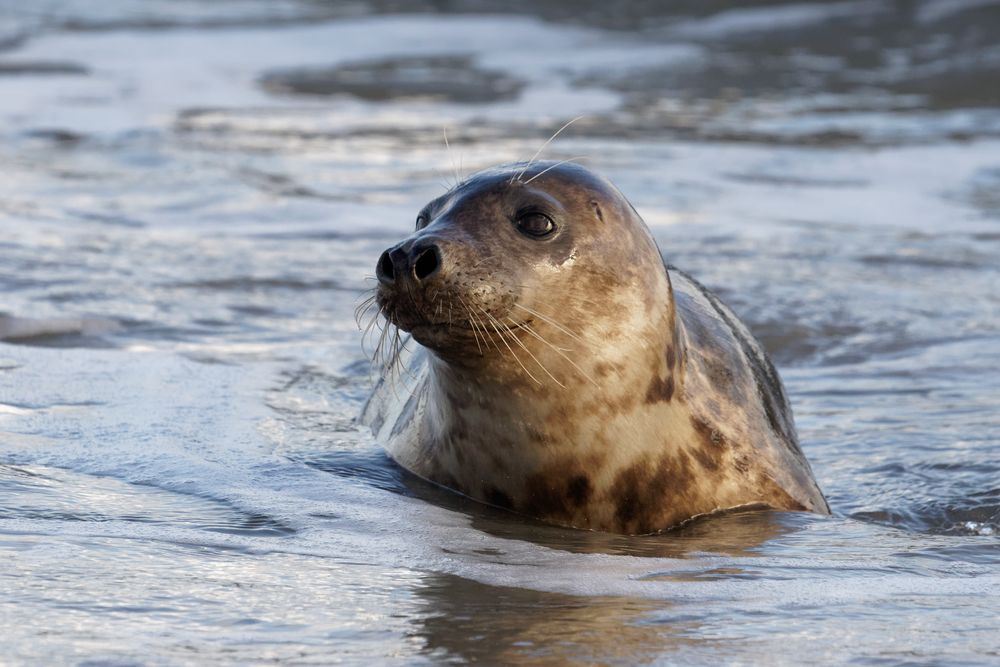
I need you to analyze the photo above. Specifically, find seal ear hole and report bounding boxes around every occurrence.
[591,201,605,223]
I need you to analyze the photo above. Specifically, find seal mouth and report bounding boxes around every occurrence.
[376,294,463,333]
[377,283,521,331]
[387,310,532,336]
[377,288,534,354]
[407,317,533,335]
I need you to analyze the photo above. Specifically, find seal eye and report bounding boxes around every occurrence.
[415,215,428,231]
[515,212,555,238]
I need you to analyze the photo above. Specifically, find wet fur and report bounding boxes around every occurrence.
[362,162,829,535]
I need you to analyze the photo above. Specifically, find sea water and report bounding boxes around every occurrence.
[1,2,998,664]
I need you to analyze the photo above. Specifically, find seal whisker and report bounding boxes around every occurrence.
[372,309,392,374]
[500,316,566,388]
[368,308,387,334]
[458,295,497,353]
[376,326,392,378]
[512,303,588,347]
[392,326,412,377]
[371,308,386,360]
[382,324,418,404]
[377,311,399,374]
[519,320,599,387]
[523,156,589,185]
[354,293,378,328]
[360,308,384,358]
[482,308,542,386]
[355,291,376,309]
[457,298,484,356]
[467,310,485,357]
[475,313,503,354]
[378,320,394,371]
[507,284,603,317]
[513,115,585,183]
[356,302,377,336]
[443,126,461,186]
[382,326,405,397]
[470,307,502,354]
[367,309,416,397]
[390,326,418,384]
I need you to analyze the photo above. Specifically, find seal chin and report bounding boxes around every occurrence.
[408,317,488,354]
[407,322,464,350]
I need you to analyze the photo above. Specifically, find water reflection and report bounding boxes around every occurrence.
[412,473,797,558]
[414,573,695,665]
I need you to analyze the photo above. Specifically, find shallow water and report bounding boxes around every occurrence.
[1,1,999,664]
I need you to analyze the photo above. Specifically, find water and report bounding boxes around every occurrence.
[1,1,998,664]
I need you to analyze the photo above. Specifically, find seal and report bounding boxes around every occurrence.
[361,160,829,534]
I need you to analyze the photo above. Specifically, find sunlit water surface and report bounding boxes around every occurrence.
[1,1,998,664]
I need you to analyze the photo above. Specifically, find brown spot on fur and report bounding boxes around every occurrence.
[691,416,728,450]
[590,386,640,418]
[523,474,571,520]
[522,469,594,522]
[690,443,721,472]
[666,345,676,369]
[485,486,514,510]
[544,403,584,436]
[610,462,643,528]
[566,475,592,507]
[609,452,696,534]
[645,374,675,404]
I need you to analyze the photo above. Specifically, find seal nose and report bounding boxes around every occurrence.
[376,241,442,286]
[412,244,441,281]
[376,249,396,285]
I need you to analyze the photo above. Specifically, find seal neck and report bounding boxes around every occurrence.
[422,269,683,455]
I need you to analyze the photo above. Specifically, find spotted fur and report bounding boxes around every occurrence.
[361,161,829,535]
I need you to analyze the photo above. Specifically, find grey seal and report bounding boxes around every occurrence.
[361,161,829,534]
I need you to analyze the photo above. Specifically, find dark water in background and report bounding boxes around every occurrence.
[1,0,999,664]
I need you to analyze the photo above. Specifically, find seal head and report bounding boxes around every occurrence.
[364,161,828,534]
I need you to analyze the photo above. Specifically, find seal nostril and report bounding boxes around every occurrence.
[376,250,395,285]
[413,245,441,281]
